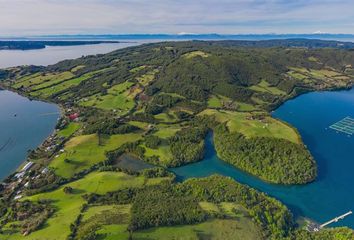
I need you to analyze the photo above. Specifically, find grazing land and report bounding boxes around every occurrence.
[50,133,142,178]
[199,109,300,143]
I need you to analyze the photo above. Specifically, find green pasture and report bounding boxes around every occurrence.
[13,72,74,89]
[183,50,210,59]
[57,122,81,138]
[153,124,181,139]
[154,111,178,123]
[30,71,99,98]
[199,109,300,143]
[142,144,173,165]
[136,69,159,86]
[2,172,169,240]
[132,218,262,240]
[79,81,136,112]
[49,133,142,178]
[129,65,146,73]
[249,80,286,95]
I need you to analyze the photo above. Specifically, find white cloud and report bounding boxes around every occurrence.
[0,0,353,36]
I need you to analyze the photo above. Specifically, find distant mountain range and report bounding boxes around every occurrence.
[1,33,354,41]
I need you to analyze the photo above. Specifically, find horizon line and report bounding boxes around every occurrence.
[1,33,354,39]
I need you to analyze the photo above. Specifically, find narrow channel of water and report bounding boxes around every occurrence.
[0,90,59,180]
[172,88,354,228]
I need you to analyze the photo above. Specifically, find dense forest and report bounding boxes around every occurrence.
[0,39,353,239]
[214,123,316,184]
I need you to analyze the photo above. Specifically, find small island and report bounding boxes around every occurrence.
[0,41,120,51]
[0,39,353,239]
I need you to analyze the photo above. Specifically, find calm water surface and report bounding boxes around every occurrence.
[0,90,59,180]
[0,42,145,68]
[173,88,354,228]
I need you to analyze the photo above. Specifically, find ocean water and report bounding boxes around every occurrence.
[0,90,59,180]
[172,88,354,228]
[0,42,145,68]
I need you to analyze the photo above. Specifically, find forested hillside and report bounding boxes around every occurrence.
[0,39,353,239]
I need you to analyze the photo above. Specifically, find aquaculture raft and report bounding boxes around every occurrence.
[329,117,354,135]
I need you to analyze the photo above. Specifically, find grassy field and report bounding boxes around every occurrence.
[70,65,85,73]
[142,144,173,165]
[78,204,131,239]
[132,218,262,240]
[138,123,182,165]
[82,204,131,222]
[29,73,76,91]
[136,69,159,86]
[183,50,210,59]
[30,71,101,98]
[207,95,233,108]
[208,95,256,111]
[82,201,261,240]
[12,73,41,88]
[288,67,351,84]
[153,124,181,139]
[96,225,130,240]
[57,122,81,138]
[154,111,178,123]
[140,123,180,165]
[79,81,137,113]
[131,200,261,240]
[129,65,146,73]
[207,95,223,108]
[249,80,286,95]
[13,72,74,89]
[128,121,151,130]
[200,109,300,143]
[0,172,169,240]
[234,101,258,111]
[50,133,142,178]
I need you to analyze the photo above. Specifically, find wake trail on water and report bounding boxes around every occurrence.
[0,138,14,153]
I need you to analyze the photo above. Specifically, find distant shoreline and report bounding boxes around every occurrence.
[0,40,121,51]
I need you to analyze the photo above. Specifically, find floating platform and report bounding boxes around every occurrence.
[329,117,354,135]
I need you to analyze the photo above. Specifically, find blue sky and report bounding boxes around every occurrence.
[0,0,353,36]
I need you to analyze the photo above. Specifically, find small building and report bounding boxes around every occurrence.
[69,113,79,121]
[21,162,34,172]
[14,172,25,179]
[41,168,49,174]
[14,195,22,200]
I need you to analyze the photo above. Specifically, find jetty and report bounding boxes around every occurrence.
[308,211,353,232]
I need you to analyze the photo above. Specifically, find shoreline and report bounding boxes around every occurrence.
[0,40,122,51]
[0,89,62,181]
[1,81,352,186]
[1,40,354,231]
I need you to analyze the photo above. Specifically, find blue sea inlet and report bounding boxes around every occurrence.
[173,88,354,228]
[0,90,59,180]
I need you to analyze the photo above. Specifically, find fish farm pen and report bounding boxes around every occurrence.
[329,117,354,135]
